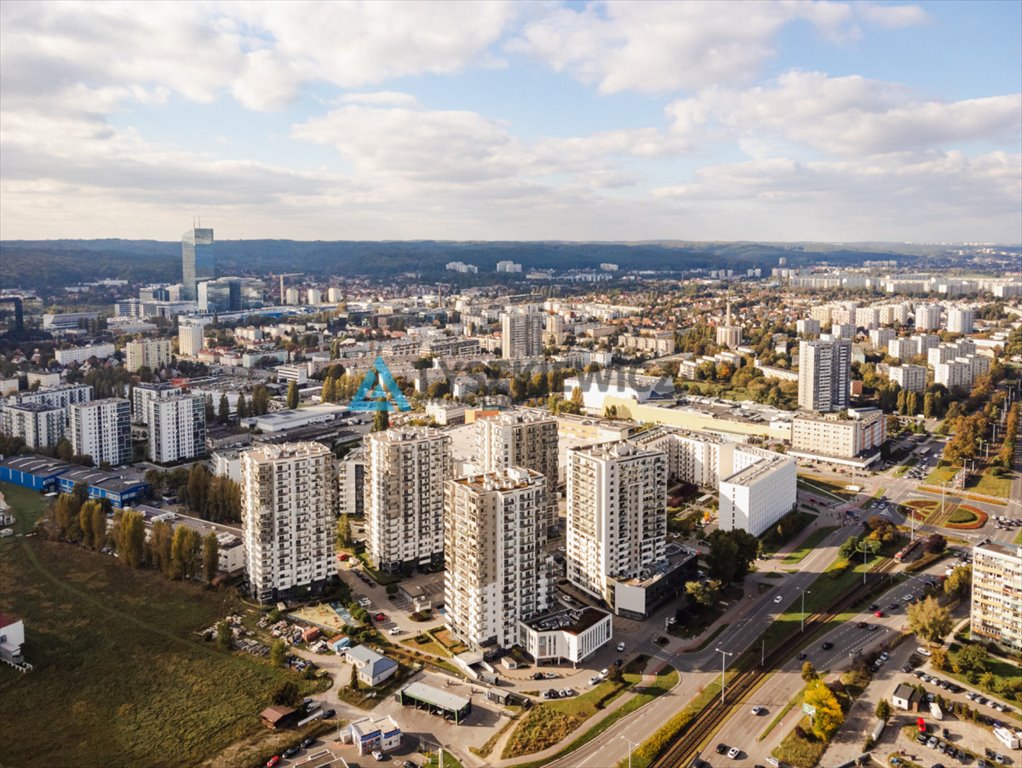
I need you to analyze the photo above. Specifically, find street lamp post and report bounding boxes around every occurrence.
[621,735,639,768]
[714,647,734,706]
[800,588,811,633]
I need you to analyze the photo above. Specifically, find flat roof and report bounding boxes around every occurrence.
[975,541,1022,559]
[524,606,610,635]
[400,681,470,712]
[0,455,73,476]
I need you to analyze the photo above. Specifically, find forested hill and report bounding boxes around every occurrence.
[0,238,925,291]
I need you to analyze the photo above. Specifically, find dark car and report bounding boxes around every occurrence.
[283,745,300,758]
[323,709,336,718]
[821,641,834,650]
[798,652,808,660]
[716,743,728,755]
[868,603,879,611]
[404,762,418,768]
[301,738,315,749]
[857,621,868,629]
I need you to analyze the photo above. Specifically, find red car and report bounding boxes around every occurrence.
[374,613,386,622]
[266,757,281,768]
[875,610,884,617]
[916,717,927,733]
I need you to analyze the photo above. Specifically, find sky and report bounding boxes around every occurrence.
[1,0,1020,243]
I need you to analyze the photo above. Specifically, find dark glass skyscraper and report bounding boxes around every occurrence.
[181,227,215,301]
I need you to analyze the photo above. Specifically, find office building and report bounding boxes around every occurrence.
[125,339,171,373]
[566,441,667,614]
[182,227,215,301]
[444,468,549,650]
[971,542,1022,654]
[797,338,851,413]
[197,276,263,313]
[947,306,975,335]
[54,343,116,366]
[365,427,451,573]
[715,300,743,349]
[178,318,208,358]
[501,310,544,359]
[241,442,336,604]
[476,410,559,531]
[717,446,797,536]
[889,365,927,393]
[69,398,131,467]
[146,393,206,463]
[914,304,942,331]
[0,403,65,449]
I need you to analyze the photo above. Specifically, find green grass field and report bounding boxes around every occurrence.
[924,463,959,485]
[0,538,323,768]
[782,527,839,565]
[970,469,1015,498]
[0,482,51,536]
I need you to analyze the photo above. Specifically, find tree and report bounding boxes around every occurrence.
[204,393,215,423]
[923,533,947,554]
[188,463,211,518]
[929,646,949,671]
[272,680,300,706]
[944,565,971,598]
[923,392,936,419]
[875,698,891,721]
[216,620,232,651]
[955,643,987,674]
[270,639,287,668]
[91,502,107,549]
[79,501,96,548]
[570,385,584,410]
[685,579,721,609]
[218,393,230,424]
[56,437,74,461]
[907,595,953,645]
[706,533,739,584]
[322,375,336,403]
[170,525,191,580]
[337,513,351,549]
[286,380,299,409]
[802,678,844,740]
[250,385,270,415]
[372,408,389,433]
[801,660,818,682]
[202,532,219,583]
[236,393,248,418]
[116,509,146,569]
[150,520,174,577]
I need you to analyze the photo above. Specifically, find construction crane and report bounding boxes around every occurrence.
[272,273,304,305]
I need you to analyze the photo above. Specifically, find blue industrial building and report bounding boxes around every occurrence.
[0,455,149,509]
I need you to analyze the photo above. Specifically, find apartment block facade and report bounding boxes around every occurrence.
[125,339,172,372]
[971,542,1022,654]
[797,338,851,412]
[69,398,131,466]
[718,446,797,536]
[444,468,549,650]
[242,442,336,604]
[501,310,544,360]
[146,393,206,463]
[0,403,65,449]
[889,365,927,393]
[365,427,451,573]
[566,441,667,613]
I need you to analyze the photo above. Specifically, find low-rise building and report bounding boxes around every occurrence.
[54,342,116,366]
[518,606,613,664]
[345,645,399,687]
[350,716,402,755]
[0,613,26,666]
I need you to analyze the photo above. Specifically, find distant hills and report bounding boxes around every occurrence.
[0,238,952,292]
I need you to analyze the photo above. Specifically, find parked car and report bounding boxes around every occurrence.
[617,642,626,651]
[715,743,728,755]
[751,705,765,715]
[728,747,741,759]
[266,758,281,768]
[916,646,932,657]
[372,749,384,761]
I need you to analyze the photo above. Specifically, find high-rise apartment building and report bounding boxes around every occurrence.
[146,393,206,463]
[889,365,927,393]
[718,447,797,536]
[13,383,93,412]
[476,410,559,531]
[947,306,975,335]
[365,427,451,573]
[181,226,215,301]
[501,310,544,359]
[242,442,336,604]
[444,468,549,649]
[914,304,942,331]
[797,338,851,412]
[566,441,667,613]
[797,318,821,337]
[178,318,208,358]
[971,542,1022,654]
[69,398,131,466]
[131,382,178,423]
[125,339,172,372]
[0,403,65,448]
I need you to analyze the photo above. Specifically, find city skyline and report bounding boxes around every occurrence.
[1,0,1020,243]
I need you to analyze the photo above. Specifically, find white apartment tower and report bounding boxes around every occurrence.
[566,441,667,611]
[444,468,549,649]
[365,427,452,573]
[718,447,797,536]
[501,310,544,359]
[242,442,337,604]
[889,365,927,393]
[971,542,1022,654]
[797,338,851,413]
[0,403,65,449]
[69,398,131,466]
[125,338,172,372]
[177,319,208,358]
[914,304,942,331]
[146,393,206,463]
[947,306,975,335]
[476,410,559,531]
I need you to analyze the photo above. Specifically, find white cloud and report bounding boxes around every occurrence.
[666,71,1022,156]
[509,1,929,94]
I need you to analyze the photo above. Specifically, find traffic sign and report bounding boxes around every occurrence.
[802,703,817,717]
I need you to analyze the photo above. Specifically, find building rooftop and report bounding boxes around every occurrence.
[5,401,64,413]
[524,606,610,635]
[0,455,73,476]
[451,467,543,493]
[975,541,1022,560]
[400,681,470,712]
[722,448,792,486]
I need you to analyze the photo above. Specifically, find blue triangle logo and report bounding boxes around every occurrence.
[350,356,411,412]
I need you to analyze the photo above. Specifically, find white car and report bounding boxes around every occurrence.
[388,627,403,636]
[372,750,384,761]
[916,646,932,657]
[751,705,765,715]
[773,595,783,603]
[728,747,740,759]
[617,642,625,652]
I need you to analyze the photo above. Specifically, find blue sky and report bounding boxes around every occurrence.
[1,0,1019,242]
